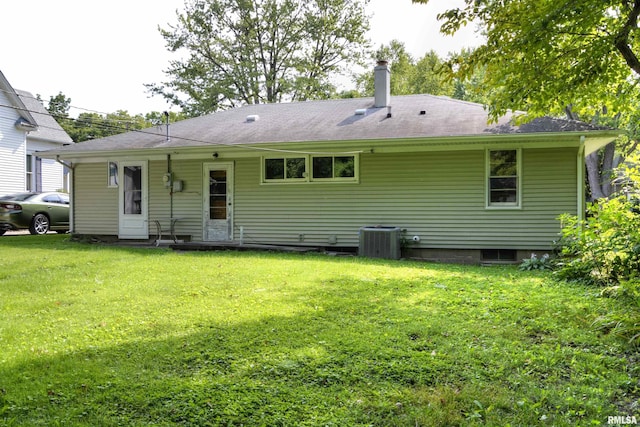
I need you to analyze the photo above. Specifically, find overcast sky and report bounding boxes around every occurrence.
[1,0,480,116]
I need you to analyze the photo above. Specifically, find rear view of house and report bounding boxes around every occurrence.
[0,70,73,196]
[39,63,618,263]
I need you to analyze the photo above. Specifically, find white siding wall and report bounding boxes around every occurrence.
[28,139,65,192]
[0,91,26,195]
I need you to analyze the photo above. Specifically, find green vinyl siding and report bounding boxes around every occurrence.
[73,163,118,234]
[232,148,577,250]
[71,146,578,250]
[147,159,203,239]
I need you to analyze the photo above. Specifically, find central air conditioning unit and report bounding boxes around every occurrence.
[359,226,401,260]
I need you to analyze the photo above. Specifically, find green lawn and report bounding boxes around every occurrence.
[0,235,637,426]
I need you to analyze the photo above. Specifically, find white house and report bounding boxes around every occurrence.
[0,70,73,196]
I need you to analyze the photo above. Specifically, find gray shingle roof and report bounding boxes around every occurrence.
[43,94,609,155]
[16,90,73,145]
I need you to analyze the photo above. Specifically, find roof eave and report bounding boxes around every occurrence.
[0,70,38,127]
[37,130,620,162]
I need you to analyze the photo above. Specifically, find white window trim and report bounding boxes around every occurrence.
[485,148,522,209]
[26,154,34,192]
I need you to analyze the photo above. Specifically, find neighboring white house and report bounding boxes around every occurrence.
[0,70,73,196]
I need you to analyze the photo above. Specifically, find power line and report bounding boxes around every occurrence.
[0,87,157,124]
[0,92,364,155]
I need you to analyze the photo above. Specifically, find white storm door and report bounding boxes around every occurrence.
[204,162,233,241]
[118,161,149,239]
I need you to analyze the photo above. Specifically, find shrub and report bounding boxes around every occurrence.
[555,154,640,347]
[555,154,640,285]
[555,197,640,285]
[518,253,552,271]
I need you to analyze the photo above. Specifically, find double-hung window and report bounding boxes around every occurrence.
[487,149,520,208]
[25,154,42,192]
[26,154,33,191]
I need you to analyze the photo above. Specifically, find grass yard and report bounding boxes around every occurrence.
[0,235,637,426]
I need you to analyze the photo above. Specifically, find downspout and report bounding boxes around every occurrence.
[164,112,173,220]
[577,136,586,222]
[167,154,173,220]
[55,155,75,233]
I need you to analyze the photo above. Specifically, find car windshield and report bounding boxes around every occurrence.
[0,193,38,202]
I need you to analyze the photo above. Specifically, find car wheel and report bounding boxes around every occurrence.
[29,214,50,235]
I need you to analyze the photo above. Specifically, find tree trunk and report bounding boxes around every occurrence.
[585,141,617,200]
[586,152,606,200]
[601,142,616,196]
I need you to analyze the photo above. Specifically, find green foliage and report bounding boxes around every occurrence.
[43,92,189,142]
[556,154,640,285]
[413,0,640,126]
[68,111,151,142]
[0,235,636,425]
[556,197,640,285]
[556,156,640,346]
[519,253,553,271]
[150,0,370,116]
[355,41,457,98]
[594,279,640,347]
[42,92,71,119]
[446,48,490,105]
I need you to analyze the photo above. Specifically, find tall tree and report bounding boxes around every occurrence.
[446,48,489,105]
[43,92,71,120]
[413,0,640,121]
[148,0,370,116]
[355,41,453,97]
[414,0,640,198]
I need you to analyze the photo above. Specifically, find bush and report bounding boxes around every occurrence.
[555,154,640,347]
[556,197,640,285]
[519,253,552,271]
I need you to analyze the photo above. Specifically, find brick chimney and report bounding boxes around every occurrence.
[374,60,390,108]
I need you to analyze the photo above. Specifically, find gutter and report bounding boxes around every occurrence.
[54,155,74,171]
[36,130,621,163]
[14,117,38,132]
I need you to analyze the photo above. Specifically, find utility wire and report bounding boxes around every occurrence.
[0,87,155,127]
[0,92,364,155]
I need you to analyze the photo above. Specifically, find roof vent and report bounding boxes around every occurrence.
[355,108,367,116]
[246,114,260,122]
